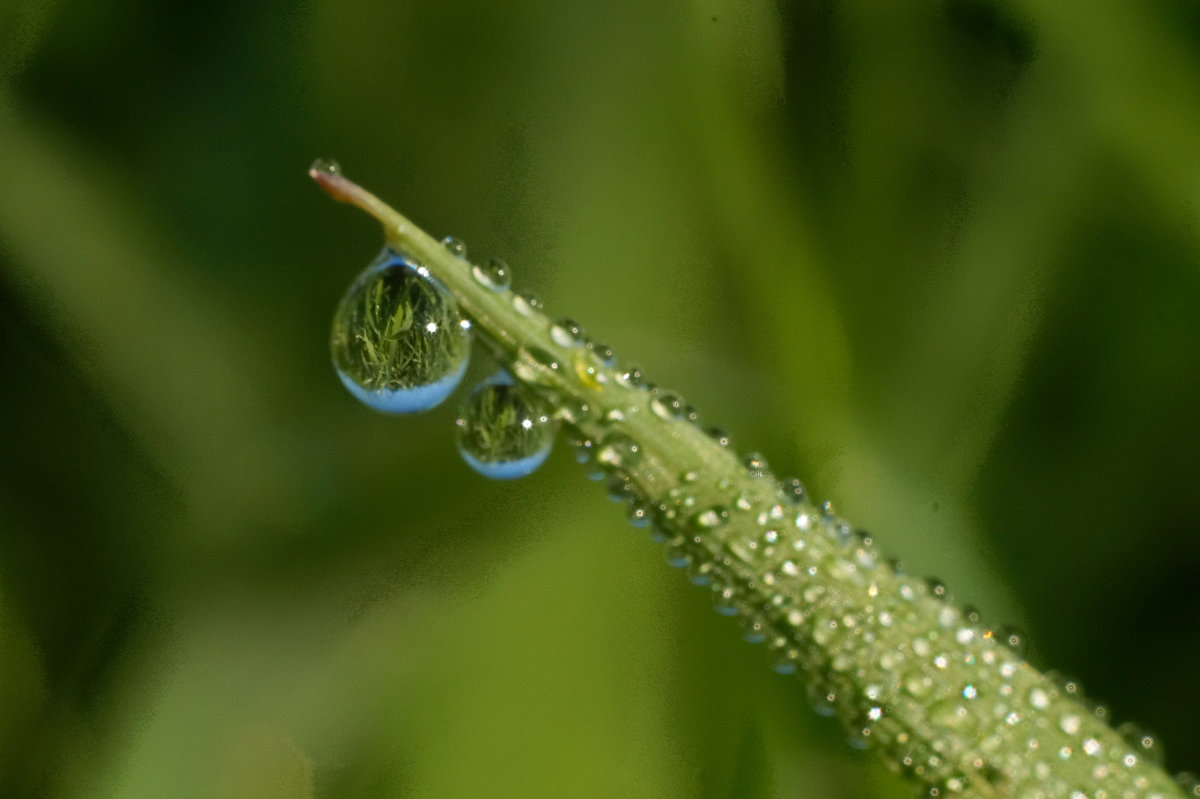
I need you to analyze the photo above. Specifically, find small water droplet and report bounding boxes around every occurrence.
[664,542,690,568]
[310,157,341,175]
[779,477,806,504]
[707,427,732,448]
[596,433,641,470]
[741,615,767,644]
[615,365,645,388]
[587,342,616,367]
[683,405,701,424]
[456,372,556,480]
[996,625,1026,654]
[712,585,739,615]
[549,318,585,347]
[808,683,838,716]
[627,503,651,528]
[926,577,948,601]
[743,452,768,478]
[511,346,560,383]
[650,392,684,421]
[471,256,511,292]
[1117,723,1164,766]
[602,471,631,499]
[694,506,730,528]
[512,291,543,318]
[441,235,467,258]
[1175,772,1200,797]
[555,396,593,425]
[687,560,713,586]
[331,249,471,413]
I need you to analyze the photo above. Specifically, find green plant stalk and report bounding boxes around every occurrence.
[311,162,1186,799]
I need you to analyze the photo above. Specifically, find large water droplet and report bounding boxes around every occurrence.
[472,256,511,292]
[331,249,471,413]
[455,372,556,479]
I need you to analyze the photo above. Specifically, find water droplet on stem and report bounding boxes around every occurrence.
[456,372,556,479]
[331,249,471,413]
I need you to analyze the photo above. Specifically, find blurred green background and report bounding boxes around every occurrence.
[1,0,1198,796]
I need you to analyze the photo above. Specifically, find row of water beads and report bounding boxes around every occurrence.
[329,235,1186,794]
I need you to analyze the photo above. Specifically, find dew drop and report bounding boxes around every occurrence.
[743,452,768,478]
[471,256,511,292]
[687,560,713,586]
[512,291,543,318]
[808,683,838,716]
[650,392,685,421]
[596,433,641,470]
[664,542,690,568]
[331,249,471,413]
[707,428,732,448]
[615,365,645,388]
[694,507,730,529]
[1117,723,1164,766]
[555,396,593,425]
[683,405,701,424]
[455,372,556,480]
[996,625,1026,654]
[587,342,617,367]
[606,475,637,504]
[926,577,948,601]
[441,235,467,258]
[549,318,585,348]
[627,503,651,529]
[780,477,806,504]
[712,585,739,615]
[310,157,341,175]
[511,346,560,383]
[1175,772,1200,797]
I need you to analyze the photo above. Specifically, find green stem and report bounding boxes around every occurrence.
[311,162,1186,799]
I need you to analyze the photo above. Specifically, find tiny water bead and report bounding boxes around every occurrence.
[441,235,467,258]
[471,256,511,292]
[455,372,556,480]
[331,249,471,413]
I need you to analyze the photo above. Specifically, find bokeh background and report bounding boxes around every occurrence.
[1,1,1198,797]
